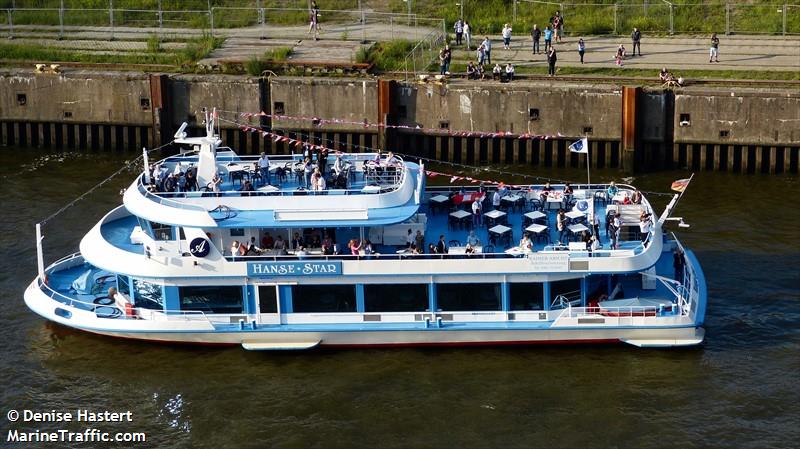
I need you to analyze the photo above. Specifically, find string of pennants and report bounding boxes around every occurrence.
[231,120,543,188]
[229,110,567,141]
[222,116,677,197]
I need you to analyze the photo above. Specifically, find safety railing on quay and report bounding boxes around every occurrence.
[518,1,800,36]
[0,4,446,42]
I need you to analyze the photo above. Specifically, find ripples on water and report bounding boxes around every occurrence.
[0,149,797,449]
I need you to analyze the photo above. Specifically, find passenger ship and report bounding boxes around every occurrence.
[25,112,707,349]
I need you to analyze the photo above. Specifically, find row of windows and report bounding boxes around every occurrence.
[284,280,581,313]
[119,277,584,314]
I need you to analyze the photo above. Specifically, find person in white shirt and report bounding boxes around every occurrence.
[210,172,223,194]
[505,63,515,81]
[257,152,270,185]
[502,23,512,49]
[492,190,502,210]
[384,151,399,167]
[463,21,471,50]
[333,155,345,176]
[472,198,483,226]
[406,229,414,248]
[639,213,652,242]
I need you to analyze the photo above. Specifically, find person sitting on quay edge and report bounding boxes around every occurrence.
[504,63,515,82]
[467,61,479,80]
[492,63,502,81]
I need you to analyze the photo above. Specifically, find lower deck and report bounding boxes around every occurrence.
[39,244,695,332]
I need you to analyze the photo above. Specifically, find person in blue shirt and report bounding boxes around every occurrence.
[543,25,553,52]
[606,181,619,199]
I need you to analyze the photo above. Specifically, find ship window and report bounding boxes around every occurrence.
[150,221,172,241]
[550,278,582,308]
[117,275,130,296]
[258,286,278,314]
[509,282,544,310]
[229,228,245,237]
[179,286,244,314]
[436,283,501,311]
[132,279,164,310]
[292,285,356,313]
[364,283,429,312]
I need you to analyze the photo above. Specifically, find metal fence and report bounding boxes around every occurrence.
[517,1,800,35]
[403,27,447,81]
[0,2,444,42]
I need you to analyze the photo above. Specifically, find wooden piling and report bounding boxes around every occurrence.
[769,146,777,174]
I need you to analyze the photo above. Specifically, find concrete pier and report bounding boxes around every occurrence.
[1,69,798,174]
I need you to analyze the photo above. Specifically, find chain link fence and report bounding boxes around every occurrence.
[517,1,800,35]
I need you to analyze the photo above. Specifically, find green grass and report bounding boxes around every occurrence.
[358,40,416,71]
[0,32,223,67]
[446,62,800,81]
[264,46,293,61]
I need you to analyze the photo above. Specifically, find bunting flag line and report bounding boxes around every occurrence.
[224,110,570,142]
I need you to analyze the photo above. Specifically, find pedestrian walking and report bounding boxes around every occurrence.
[476,43,486,66]
[502,23,512,50]
[547,47,557,76]
[577,38,585,64]
[308,1,321,40]
[631,27,641,56]
[531,24,541,54]
[464,21,472,50]
[543,25,553,52]
[553,12,562,43]
[615,44,626,66]
[454,19,463,46]
[709,33,720,62]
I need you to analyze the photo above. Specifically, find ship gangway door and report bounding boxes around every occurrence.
[256,284,281,325]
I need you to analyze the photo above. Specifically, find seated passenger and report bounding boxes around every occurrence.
[428,243,437,254]
[540,182,553,202]
[631,189,642,204]
[273,235,287,254]
[563,182,574,204]
[363,239,375,255]
[518,233,532,253]
[410,243,422,255]
[239,180,255,193]
[466,230,480,247]
[465,242,476,254]
[384,151,399,167]
[261,232,274,249]
[230,240,241,257]
[348,239,363,256]
[606,181,619,199]
[292,232,304,250]
[246,237,262,255]
[296,245,309,259]
[322,233,334,255]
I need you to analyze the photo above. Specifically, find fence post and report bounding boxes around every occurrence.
[209,7,214,36]
[59,0,64,39]
[613,3,618,35]
[109,0,114,40]
[783,3,787,35]
[361,9,366,43]
[157,0,163,34]
[513,0,517,23]
[7,9,12,39]
[669,4,674,35]
[725,3,730,35]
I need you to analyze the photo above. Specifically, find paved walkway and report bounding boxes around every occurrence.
[2,22,798,73]
[453,35,800,72]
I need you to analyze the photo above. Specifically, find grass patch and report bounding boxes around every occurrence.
[0,43,177,66]
[358,40,416,71]
[265,47,293,62]
[146,34,161,53]
[176,33,224,65]
[446,61,800,82]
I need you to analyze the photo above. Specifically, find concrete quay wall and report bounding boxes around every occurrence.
[1,70,798,174]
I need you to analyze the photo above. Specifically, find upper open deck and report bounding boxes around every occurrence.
[123,150,424,228]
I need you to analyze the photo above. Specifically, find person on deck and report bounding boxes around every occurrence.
[556,209,568,244]
[607,181,619,199]
[258,152,271,186]
[436,235,447,254]
[472,198,483,226]
[261,232,274,249]
[467,230,481,247]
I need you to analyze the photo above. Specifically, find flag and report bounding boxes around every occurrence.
[569,137,589,154]
[671,178,691,192]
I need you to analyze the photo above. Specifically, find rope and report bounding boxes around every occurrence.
[39,142,174,225]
